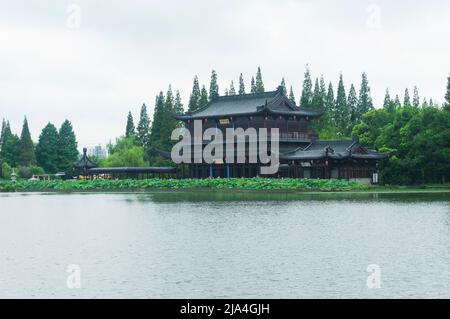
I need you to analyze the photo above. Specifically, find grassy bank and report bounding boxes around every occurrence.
[0,178,366,192]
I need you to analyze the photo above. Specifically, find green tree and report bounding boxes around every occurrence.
[300,65,313,108]
[280,78,287,95]
[255,67,264,93]
[238,73,245,95]
[383,89,392,111]
[229,81,236,95]
[288,86,296,104]
[136,103,151,150]
[36,123,59,173]
[0,119,7,150]
[199,85,209,109]
[57,120,78,174]
[174,90,184,115]
[446,74,450,107]
[125,111,135,137]
[413,86,420,107]
[422,98,429,108]
[348,84,358,125]
[356,72,373,121]
[311,78,323,109]
[19,117,36,166]
[394,95,402,108]
[325,82,335,124]
[250,76,256,93]
[403,88,411,106]
[209,70,219,101]
[102,137,147,167]
[149,93,165,150]
[0,133,20,167]
[335,74,349,136]
[188,75,201,111]
[1,162,12,179]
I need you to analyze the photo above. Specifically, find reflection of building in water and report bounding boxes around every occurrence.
[88,145,108,159]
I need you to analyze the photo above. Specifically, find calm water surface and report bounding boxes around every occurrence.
[0,191,449,298]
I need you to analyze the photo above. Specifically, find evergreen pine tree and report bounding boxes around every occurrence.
[125,111,135,138]
[422,98,429,108]
[383,89,391,109]
[160,86,177,150]
[149,92,165,150]
[1,132,20,167]
[319,76,327,105]
[224,88,229,96]
[446,74,450,106]
[209,70,219,101]
[429,98,434,107]
[188,75,201,111]
[174,90,184,115]
[311,78,323,109]
[238,73,245,95]
[288,86,296,104]
[136,103,151,150]
[403,88,411,106]
[394,95,402,108]
[229,81,236,95]
[0,119,7,151]
[347,84,358,125]
[325,82,335,123]
[199,85,209,109]
[335,74,349,136]
[300,65,313,108]
[57,120,78,174]
[250,77,256,93]
[19,117,36,166]
[255,67,264,93]
[413,86,420,107]
[280,78,287,95]
[36,123,59,173]
[356,72,373,119]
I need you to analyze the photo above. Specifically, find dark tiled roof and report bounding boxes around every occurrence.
[174,88,324,120]
[74,148,97,169]
[280,138,389,161]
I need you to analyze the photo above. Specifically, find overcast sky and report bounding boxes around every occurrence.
[0,0,449,148]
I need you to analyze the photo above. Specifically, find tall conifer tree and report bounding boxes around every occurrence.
[36,123,59,173]
[446,74,450,106]
[250,77,256,93]
[209,70,219,101]
[125,111,135,138]
[19,117,36,166]
[238,73,245,95]
[280,78,287,95]
[188,76,201,111]
[413,86,420,107]
[57,120,78,174]
[356,73,373,120]
[403,89,411,106]
[229,81,236,95]
[335,75,349,136]
[347,84,358,125]
[199,85,209,109]
[136,103,151,150]
[288,86,296,104]
[300,65,313,108]
[255,67,264,93]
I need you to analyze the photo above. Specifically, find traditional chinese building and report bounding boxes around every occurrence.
[165,86,389,183]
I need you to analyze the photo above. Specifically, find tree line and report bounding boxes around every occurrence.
[0,119,78,179]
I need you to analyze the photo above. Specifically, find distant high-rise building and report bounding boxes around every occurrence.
[88,145,108,159]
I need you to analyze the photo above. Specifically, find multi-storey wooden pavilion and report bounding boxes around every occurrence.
[166,86,389,183]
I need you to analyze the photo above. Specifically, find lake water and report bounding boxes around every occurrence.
[0,191,449,298]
